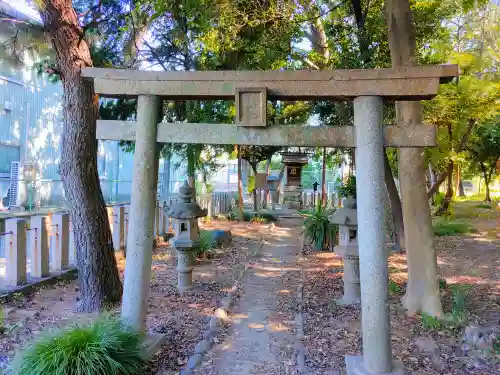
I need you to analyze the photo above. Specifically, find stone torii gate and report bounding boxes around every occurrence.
[82,65,457,375]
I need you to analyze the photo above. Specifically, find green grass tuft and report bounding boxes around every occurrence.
[420,313,443,331]
[432,218,474,236]
[10,316,147,375]
[388,279,403,295]
[475,203,492,209]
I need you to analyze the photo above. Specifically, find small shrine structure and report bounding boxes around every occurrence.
[281,152,309,209]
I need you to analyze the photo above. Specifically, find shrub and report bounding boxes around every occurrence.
[11,317,147,375]
[433,192,445,207]
[250,216,266,224]
[302,204,335,250]
[439,278,447,290]
[195,230,215,258]
[433,218,474,236]
[336,175,356,198]
[247,175,255,194]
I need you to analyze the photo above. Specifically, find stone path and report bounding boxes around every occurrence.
[195,218,303,375]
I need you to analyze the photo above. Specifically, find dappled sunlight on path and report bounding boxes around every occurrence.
[194,218,303,375]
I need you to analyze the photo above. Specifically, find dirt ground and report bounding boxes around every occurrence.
[0,219,266,374]
[300,201,500,374]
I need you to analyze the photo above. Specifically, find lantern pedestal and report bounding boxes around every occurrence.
[174,245,196,292]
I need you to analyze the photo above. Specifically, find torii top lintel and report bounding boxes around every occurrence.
[82,65,458,101]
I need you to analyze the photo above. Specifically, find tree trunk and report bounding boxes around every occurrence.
[262,158,271,209]
[383,151,405,252]
[237,146,244,220]
[385,0,443,317]
[455,163,464,197]
[251,162,258,212]
[37,0,122,312]
[440,160,454,214]
[480,163,492,202]
[187,145,196,200]
[485,182,491,202]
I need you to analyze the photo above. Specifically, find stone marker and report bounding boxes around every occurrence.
[51,213,69,271]
[5,218,27,285]
[29,216,50,277]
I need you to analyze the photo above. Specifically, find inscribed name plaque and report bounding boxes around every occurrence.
[235,87,267,127]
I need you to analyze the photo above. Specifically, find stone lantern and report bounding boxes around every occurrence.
[328,198,360,305]
[165,182,207,291]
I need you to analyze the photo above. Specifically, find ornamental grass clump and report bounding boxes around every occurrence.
[11,316,147,375]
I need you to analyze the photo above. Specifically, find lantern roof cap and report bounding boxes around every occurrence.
[329,208,357,226]
[165,181,207,219]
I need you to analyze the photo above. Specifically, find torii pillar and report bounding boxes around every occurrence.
[121,95,162,331]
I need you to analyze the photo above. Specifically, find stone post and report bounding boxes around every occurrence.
[112,206,125,254]
[5,219,27,285]
[29,216,49,277]
[51,213,69,271]
[347,96,403,374]
[122,95,162,331]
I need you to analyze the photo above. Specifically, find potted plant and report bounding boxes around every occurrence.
[336,175,356,208]
[302,203,335,251]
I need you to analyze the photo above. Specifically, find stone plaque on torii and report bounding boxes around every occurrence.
[82,64,457,375]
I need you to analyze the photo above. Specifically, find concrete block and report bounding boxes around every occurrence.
[5,218,27,285]
[29,216,50,277]
[51,213,69,270]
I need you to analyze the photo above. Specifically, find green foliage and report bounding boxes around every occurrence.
[226,211,237,221]
[195,230,215,257]
[388,279,403,295]
[439,278,448,290]
[336,176,356,198]
[475,203,492,209]
[420,313,443,331]
[493,337,500,354]
[10,316,147,375]
[433,192,446,207]
[250,216,266,224]
[243,211,277,223]
[302,204,334,250]
[432,218,475,236]
[441,284,471,329]
[247,175,255,194]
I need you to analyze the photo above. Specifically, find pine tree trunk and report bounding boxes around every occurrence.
[37,0,122,312]
[385,0,442,317]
